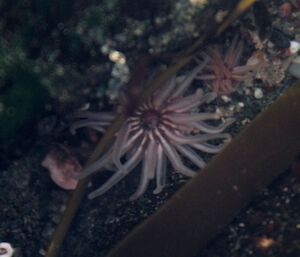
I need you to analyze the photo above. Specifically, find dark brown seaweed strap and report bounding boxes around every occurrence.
[106,83,300,257]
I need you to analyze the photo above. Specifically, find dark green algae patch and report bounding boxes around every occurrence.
[105,83,300,257]
[0,61,50,170]
[0,62,49,141]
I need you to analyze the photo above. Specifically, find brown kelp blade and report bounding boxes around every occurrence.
[106,82,300,257]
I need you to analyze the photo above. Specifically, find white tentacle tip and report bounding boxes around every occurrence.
[153,187,163,195]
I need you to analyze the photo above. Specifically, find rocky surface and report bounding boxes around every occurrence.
[0,1,300,257]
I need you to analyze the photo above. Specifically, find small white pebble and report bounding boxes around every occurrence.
[289,41,300,55]
[133,27,144,36]
[239,222,245,228]
[221,95,231,103]
[109,50,126,64]
[244,88,251,95]
[236,102,245,112]
[100,44,110,55]
[228,105,235,112]
[282,187,289,192]
[254,88,263,99]
[0,242,14,257]
[237,102,245,108]
[241,118,251,125]
[215,107,224,116]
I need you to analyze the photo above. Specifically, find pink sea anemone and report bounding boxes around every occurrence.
[197,36,258,95]
[72,60,234,200]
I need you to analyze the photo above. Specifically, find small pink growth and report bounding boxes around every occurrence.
[41,143,82,190]
[279,3,292,17]
[85,127,100,144]
[198,36,259,95]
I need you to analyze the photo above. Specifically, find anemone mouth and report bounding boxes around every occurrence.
[139,109,161,130]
